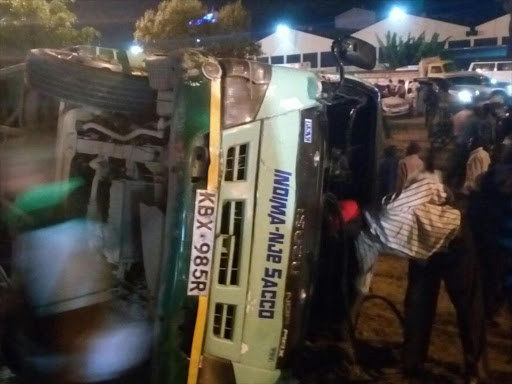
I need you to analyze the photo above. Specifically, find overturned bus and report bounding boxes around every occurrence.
[9,37,382,384]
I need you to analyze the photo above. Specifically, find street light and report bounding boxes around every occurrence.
[130,45,143,55]
[389,6,407,21]
[276,24,290,36]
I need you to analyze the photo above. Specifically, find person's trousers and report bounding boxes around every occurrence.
[403,230,486,377]
[425,107,438,137]
[477,245,508,319]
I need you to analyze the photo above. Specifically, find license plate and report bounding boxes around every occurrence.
[187,189,217,296]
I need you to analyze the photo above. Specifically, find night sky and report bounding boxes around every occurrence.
[72,0,508,48]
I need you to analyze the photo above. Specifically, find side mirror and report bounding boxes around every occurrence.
[332,37,376,71]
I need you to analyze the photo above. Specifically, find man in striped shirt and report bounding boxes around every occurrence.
[355,169,486,383]
[356,172,460,280]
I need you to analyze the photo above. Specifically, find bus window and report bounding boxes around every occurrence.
[497,62,512,71]
[472,63,495,72]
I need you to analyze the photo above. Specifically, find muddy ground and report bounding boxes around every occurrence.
[351,255,512,383]
[297,254,512,383]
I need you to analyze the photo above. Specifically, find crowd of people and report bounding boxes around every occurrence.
[381,79,421,107]
[360,103,512,383]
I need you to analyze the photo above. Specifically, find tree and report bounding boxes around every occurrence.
[134,0,262,59]
[0,0,100,66]
[377,31,448,69]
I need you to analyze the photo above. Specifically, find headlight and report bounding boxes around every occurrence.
[491,78,498,85]
[507,85,512,96]
[458,90,473,104]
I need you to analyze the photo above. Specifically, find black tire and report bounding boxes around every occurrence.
[26,49,156,115]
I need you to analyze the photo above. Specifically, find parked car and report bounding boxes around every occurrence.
[469,61,512,83]
[382,96,410,117]
[65,45,147,75]
[417,72,511,114]
[442,72,512,104]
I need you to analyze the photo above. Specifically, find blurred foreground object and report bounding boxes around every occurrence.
[0,136,151,383]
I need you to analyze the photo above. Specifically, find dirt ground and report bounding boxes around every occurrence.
[352,254,512,383]
[1,259,510,384]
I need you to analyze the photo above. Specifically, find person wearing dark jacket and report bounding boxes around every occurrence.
[378,145,399,199]
[469,150,512,321]
[492,114,512,166]
[354,147,486,383]
[424,83,439,138]
[399,155,487,384]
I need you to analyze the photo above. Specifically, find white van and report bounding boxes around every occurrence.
[68,45,147,74]
[469,61,512,83]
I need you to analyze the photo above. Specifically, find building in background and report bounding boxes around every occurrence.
[442,15,510,67]
[351,14,469,64]
[258,14,469,71]
[257,28,337,70]
[258,11,511,72]
[334,8,377,32]
[476,14,509,40]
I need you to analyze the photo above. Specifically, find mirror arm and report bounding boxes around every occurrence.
[331,38,347,85]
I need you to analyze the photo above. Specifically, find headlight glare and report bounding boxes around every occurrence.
[458,90,473,104]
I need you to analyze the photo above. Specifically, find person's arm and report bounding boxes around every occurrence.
[443,185,455,205]
[464,156,477,192]
[474,153,491,190]
[464,152,489,192]
[472,153,490,181]
[396,160,407,192]
[482,152,491,173]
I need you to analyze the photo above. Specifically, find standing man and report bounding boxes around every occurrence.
[424,83,439,137]
[447,115,488,190]
[493,114,512,165]
[386,79,395,97]
[469,149,512,324]
[452,108,474,141]
[396,80,407,99]
[408,80,421,116]
[403,217,486,384]
[396,142,425,192]
[354,162,486,383]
